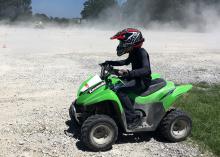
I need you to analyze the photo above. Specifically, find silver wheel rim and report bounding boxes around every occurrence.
[171,119,189,139]
[90,124,113,145]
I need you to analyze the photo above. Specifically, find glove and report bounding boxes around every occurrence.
[100,61,111,66]
[118,69,130,78]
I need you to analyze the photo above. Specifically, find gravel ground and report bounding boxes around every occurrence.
[0,26,219,157]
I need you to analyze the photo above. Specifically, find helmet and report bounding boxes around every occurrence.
[111,28,145,56]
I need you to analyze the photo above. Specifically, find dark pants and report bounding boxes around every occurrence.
[117,79,150,123]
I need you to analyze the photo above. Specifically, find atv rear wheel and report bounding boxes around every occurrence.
[81,114,118,151]
[158,109,192,142]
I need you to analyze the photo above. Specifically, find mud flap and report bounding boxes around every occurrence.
[119,102,166,133]
[134,102,166,132]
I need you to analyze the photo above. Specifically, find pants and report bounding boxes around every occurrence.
[117,79,150,123]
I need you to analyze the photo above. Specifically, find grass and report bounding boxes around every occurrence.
[175,82,220,156]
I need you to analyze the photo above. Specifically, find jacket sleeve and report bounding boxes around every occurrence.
[129,50,151,78]
[107,56,131,66]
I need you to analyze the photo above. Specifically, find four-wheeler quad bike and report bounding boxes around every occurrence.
[69,64,193,151]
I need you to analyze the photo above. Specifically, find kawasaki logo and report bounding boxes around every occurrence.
[89,82,106,94]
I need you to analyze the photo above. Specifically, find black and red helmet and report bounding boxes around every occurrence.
[111,28,145,56]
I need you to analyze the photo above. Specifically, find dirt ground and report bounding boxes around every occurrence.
[0,26,219,157]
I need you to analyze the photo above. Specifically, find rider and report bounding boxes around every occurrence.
[103,28,152,129]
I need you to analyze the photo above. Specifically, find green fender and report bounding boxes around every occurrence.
[163,84,193,110]
[76,86,124,112]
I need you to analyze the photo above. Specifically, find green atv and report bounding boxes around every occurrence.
[69,64,192,151]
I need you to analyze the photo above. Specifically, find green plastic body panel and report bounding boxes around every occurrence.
[163,84,192,110]
[76,81,124,112]
[75,73,192,113]
[134,81,175,105]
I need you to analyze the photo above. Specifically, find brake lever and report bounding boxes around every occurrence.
[99,63,105,67]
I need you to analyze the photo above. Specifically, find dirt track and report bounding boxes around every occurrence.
[0,26,219,157]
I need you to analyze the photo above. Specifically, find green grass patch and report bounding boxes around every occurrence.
[176,83,220,156]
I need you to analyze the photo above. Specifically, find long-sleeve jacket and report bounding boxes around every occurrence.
[107,48,152,85]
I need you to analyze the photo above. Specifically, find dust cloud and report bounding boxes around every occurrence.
[85,0,220,33]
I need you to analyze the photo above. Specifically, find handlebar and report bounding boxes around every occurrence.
[99,63,119,80]
[99,63,125,90]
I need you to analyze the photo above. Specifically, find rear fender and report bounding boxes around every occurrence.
[163,84,192,110]
[172,84,192,97]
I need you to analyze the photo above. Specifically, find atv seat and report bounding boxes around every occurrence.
[141,78,166,96]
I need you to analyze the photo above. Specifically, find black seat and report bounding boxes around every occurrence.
[141,78,166,96]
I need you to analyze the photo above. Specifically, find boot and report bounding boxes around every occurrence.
[127,116,142,130]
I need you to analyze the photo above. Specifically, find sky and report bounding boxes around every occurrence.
[32,0,127,18]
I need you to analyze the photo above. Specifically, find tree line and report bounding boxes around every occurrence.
[0,0,80,24]
[0,0,32,21]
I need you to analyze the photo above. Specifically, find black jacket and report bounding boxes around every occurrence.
[108,48,152,85]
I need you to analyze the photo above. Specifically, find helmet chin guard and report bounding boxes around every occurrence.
[116,44,133,56]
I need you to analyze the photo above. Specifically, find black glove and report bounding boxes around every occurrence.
[100,61,111,66]
[118,69,130,78]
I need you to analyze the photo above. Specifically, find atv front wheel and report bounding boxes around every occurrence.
[158,109,192,142]
[69,104,81,125]
[81,114,118,151]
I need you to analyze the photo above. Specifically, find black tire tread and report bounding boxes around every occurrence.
[158,109,192,142]
[81,114,118,151]
[69,106,74,120]
[69,105,81,126]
